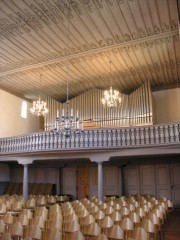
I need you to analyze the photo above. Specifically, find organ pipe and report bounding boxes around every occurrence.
[45,82,154,131]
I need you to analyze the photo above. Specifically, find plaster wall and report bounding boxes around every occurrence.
[153,88,180,124]
[0,89,40,137]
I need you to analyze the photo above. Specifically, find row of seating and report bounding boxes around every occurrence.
[0,193,174,240]
[4,183,55,196]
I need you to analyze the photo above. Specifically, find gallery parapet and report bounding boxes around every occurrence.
[0,122,180,154]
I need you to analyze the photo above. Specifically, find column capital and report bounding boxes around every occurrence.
[17,158,34,165]
[90,153,110,163]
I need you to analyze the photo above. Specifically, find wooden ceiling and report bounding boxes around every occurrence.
[0,0,179,102]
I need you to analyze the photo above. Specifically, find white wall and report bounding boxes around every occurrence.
[153,88,180,124]
[0,89,40,137]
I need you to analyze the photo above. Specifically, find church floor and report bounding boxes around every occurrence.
[165,209,180,240]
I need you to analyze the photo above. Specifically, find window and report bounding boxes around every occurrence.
[21,101,27,118]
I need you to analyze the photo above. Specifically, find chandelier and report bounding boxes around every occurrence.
[30,75,48,117]
[53,5,83,138]
[54,65,83,138]
[102,61,121,108]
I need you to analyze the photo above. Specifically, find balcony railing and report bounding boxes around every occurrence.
[0,123,180,154]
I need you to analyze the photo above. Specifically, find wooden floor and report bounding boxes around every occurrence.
[165,209,180,240]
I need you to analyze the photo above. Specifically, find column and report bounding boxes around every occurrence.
[98,161,104,201]
[90,153,110,202]
[23,164,29,200]
[18,159,33,200]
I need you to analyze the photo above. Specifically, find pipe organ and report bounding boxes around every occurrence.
[44,81,154,131]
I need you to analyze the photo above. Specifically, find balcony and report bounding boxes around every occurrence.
[0,122,180,156]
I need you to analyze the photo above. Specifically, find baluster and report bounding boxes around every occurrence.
[29,135,32,150]
[130,128,135,145]
[87,130,91,147]
[135,128,140,145]
[24,136,27,151]
[77,132,82,148]
[45,132,50,149]
[73,131,77,148]
[126,128,130,146]
[18,137,20,151]
[62,133,67,148]
[173,123,180,142]
[149,127,155,144]
[50,132,54,149]
[25,136,27,150]
[19,137,22,151]
[140,128,145,145]
[41,133,44,149]
[144,127,149,144]
[32,134,36,150]
[169,125,175,142]
[0,140,1,152]
[96,130,99,147]
[9,138,12,152]
[35,134,39,150]
[113,129,117,146]
[31,134,35,150]
[14,138,17,152]
[56,133,60,148]
[16,138,19,152]
[159,126,165,143]
[6,139,8,152]
[82,130,85,148]
[3,139,5,152]
[68,132,72,148]
[106,130,111,147]
[38,133,41,150]
[93,130,98,147]
[21,137,23,151]
[10,138,13,152]
[5,139,8,152]
[90,130,94,147]
[72,132,76,148]
[118,129,122,146]
[101,130,104,147]
[7,138,10,152]
[111,129,116,147]
[53,133,58,149]
[83,130,87,147]
[154,126,159,143]
[164,125,169,143]
[121,129,126,146]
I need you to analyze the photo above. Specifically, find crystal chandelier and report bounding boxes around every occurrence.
[54,64,83,138]
[102,61,121,108]
[53,5,83,138]
[30,75,48,117]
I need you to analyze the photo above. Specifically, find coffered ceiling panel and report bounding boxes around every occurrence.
[0,0,179,102]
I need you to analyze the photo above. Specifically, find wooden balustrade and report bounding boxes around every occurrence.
[0,123,180,154]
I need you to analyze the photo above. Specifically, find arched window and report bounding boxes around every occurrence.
[21,101,27,118]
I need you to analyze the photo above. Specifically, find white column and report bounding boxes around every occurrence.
[98,161,104,201]
[90,153,110,202]
[18,158,33,200]
[23,164,29,200]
